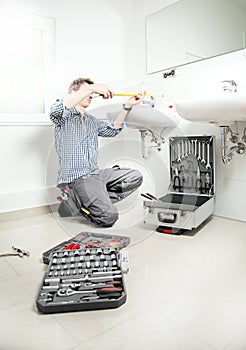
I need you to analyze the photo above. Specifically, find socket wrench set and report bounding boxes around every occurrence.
[42,231,130,264]
[36,247,127,314]
[143,135,215,233]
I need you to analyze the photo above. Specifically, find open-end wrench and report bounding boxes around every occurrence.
[177,142,181,162]
[190,139,194,154]
[184,140,188,158]
[188,140,192,154]
[206,142,211,169]
[201,142,206,164]
[194,139,198,157]
[197,141,201,161]
[181,141,185,159]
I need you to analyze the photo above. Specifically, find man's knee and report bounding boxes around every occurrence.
[91,210,119,228]
[122,169,143,191]
[133,170,143,187]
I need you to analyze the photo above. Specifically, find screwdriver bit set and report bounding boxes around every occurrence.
[36,247,127,314]
[143,135,215,233]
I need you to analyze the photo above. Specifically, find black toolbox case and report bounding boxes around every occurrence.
[36,247,126,314]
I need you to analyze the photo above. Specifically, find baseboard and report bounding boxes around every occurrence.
[0,205,49,222]
[0,186,59,215]
[0,184,60,222]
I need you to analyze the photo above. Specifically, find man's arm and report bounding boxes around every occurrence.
[50,100,65,125]
[113,92,146,128]
[63,83,115,109]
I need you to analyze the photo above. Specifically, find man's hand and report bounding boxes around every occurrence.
[113,91,146,129]
[125,91,146,107]
[88,83,115,99]
[64,81,115,109]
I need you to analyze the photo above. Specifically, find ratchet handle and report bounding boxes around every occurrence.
[97,287,122,295]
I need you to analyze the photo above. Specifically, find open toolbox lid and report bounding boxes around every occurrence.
[169,135,215,197]
[42,232,130,265]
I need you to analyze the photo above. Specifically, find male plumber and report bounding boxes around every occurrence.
[50,77,145,227]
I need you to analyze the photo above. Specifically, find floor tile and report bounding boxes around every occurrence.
[0,258,18,282]
[153,265,246,349]
[0,270,44,311]
[0,212,245,350]
[0,301,77,350]
[223,330,246,350]
[71,307,213,350]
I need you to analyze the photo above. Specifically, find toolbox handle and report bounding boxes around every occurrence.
[158,212,177,224]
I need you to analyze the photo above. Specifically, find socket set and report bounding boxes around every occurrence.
[42,231,130,264]
[36,247,127,314]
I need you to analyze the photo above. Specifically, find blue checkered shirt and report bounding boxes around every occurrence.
[50,100,123,185]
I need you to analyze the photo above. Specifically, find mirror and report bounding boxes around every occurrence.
[146,0,246,74]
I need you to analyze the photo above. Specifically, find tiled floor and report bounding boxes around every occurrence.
[0,208,246,350]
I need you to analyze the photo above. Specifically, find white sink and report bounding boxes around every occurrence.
[175,93,246,125]
[89,103,177,129]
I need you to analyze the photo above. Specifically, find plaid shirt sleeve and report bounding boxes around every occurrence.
[49,100,65,125]
[50,100,78,126]
[97,119,126,137]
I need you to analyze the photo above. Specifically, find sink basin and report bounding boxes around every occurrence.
[89,103,177,129]
[175,93,246,125]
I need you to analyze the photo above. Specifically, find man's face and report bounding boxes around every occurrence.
[79,82,93,108]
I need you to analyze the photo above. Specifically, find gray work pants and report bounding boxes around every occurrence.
[71,167,143,227]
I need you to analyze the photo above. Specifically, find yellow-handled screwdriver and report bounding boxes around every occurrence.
[115,93,164,98]
[93,93,164,98]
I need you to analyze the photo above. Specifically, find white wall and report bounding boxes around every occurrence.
[1,0,246,223]
[132,0,246,222]
[0,0,136,213]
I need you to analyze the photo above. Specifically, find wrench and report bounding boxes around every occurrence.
[61,280,121,289]
[188,140,192,154]
[206,142,211,169]
[57,286,122,297]
[197,141,201,161]
[201,142,206,164]
[191,140,194,154]
[57,288,96,297]
[194,139,198,157]
[177,142,181,162]
[185,140,188,157]
[0,246,30,258]
[181,141,185,159]
[61,274,122,284]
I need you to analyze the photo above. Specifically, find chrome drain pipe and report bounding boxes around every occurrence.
[220,126,246,164]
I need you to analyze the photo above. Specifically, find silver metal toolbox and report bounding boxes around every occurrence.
[143,135,215,232]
